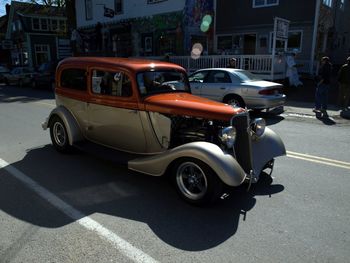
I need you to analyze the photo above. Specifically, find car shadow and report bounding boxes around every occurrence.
[249,109,285,126]
[0,145,284,251]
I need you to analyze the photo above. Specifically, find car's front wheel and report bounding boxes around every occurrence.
[49,116,71,153]
[171,158,223,206]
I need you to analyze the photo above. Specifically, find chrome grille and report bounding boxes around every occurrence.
[231,113,253,173]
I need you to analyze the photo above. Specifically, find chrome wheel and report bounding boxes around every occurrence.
[53,121,67,147]
[176,162,208,200]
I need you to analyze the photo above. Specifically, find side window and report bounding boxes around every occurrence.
[207,71,232,83]
[60,68,87,91]
[189,71,208,83]
[91,69,132,97]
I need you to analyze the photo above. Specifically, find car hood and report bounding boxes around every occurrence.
[144,92,245,121]
[241,80,282,88]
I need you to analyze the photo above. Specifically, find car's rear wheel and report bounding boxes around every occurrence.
[171,158,223,206]
[224,94,246,108]
[50,116,71,153]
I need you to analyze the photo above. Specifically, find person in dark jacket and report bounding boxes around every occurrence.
[337,57,350,110]
[313,56,332,114]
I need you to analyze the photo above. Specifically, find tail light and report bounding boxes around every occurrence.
[259,87,283,95]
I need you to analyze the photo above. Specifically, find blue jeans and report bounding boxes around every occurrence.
[315,83,329,110]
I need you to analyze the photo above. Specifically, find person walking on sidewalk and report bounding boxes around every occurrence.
[313,56,332,114]
[337,57,350,110]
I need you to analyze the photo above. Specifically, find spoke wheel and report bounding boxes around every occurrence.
[171,158,223,206]
[53,122,67,147]
[50,116,71,153]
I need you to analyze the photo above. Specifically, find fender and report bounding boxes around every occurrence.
[128,141,247,187]
[251,127,286,174]
[42,106,84,145]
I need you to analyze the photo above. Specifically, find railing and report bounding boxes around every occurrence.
[148,54,288,80]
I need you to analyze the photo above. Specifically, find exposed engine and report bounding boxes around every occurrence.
[169,116,228,148]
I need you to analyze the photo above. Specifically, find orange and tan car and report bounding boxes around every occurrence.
[42,57,285,205]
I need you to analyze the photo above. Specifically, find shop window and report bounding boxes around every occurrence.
[270,31,303,52]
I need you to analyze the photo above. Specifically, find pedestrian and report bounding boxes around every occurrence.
[286,52,303,87]
[337,56,350,110]
[227,58,237,68]
[313,56,332,114]
[70,28,82,56]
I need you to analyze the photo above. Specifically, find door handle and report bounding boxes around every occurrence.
[220,87,226,90]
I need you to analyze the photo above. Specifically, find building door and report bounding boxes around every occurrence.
[243,34,256,54]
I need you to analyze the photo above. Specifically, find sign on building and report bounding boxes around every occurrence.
[271,17,290,79]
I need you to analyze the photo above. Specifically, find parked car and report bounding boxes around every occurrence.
[189,68,286,111]
[31,60,59,89]
[0,65,10,83]
[42,57,286,205]
[3,67,35,87]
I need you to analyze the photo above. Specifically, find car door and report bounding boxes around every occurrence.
[200,70,233,101]
[87,68,146,153]
[188,71,208,96]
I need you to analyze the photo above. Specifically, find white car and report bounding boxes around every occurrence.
[189,68,286,110]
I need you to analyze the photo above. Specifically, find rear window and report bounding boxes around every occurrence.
[60,68,87,91]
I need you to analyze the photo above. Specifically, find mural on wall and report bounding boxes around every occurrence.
[183,0,214,54]
[133,12,183,56]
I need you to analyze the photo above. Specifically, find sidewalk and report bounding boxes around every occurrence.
[281,77,350,120]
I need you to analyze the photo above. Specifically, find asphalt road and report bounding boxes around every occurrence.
[1,84,350,263]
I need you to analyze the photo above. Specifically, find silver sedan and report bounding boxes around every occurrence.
[189,68,286,110]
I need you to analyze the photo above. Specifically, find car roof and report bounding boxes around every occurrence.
[58,57,186,73]
[193,68,245,73]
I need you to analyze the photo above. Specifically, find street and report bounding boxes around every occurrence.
[1,84,350,263]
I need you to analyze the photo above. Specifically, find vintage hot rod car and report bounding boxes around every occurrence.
[42,57,286,205]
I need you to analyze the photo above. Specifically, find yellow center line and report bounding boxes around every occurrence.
[287,152,350,170]
[287,150,350,166]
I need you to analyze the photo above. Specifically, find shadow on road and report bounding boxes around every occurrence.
[0,145,284,251]
[0,85,54,103]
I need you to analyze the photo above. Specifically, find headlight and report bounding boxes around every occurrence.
[219,126,236,149]
[251,118,266,137]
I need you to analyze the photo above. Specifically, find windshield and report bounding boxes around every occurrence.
[234,70,262,82]
[137,70,190,96]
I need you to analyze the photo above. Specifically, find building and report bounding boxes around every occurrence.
[5,1,70,68]
[215,0,350,66]
[75,0,214,57]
